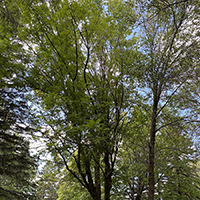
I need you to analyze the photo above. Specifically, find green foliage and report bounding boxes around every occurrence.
[15,0,136,199]
[112,106,200,199]
[36,160,60,200]
[0,0,200,200]
[57,163,92,200]
[0,2,38,199]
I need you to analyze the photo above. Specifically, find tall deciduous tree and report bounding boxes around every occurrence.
[16,0,136,199]
[133,0,200,199]
[113,105,200,199]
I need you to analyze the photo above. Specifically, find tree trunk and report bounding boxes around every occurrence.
[89,189,101,200]
[148,99,158,200]
[95,151,101,200]
[104,152,112,200]
[85,161,101,200]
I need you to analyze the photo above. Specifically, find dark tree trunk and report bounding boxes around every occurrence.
[95,151,101,200]
[89,189,101,200]
[148,98,158,200]
[83,159,101,200]
[104,152,112,200]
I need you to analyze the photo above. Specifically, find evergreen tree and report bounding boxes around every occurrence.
[0,1,37,199]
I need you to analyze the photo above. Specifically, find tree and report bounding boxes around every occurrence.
[0,2,38,199]
[16,0,136,199]
[133,0,200,199]
[0,40,37,198]
[113,105,200,200]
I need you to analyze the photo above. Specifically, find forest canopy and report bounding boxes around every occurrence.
[0,0,200,200]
